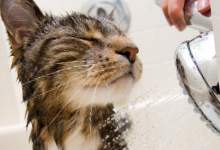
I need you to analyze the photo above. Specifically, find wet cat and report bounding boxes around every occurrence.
[0,0,142,149]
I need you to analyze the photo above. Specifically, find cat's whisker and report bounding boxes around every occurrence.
[53,60,95,65]
[22,65,91,86]
[22,67,73,85]
[91,63,129,73]
[76,76,100,109]
[26,72,88,102]
[36,74,92,115]
[117,11,131,29]
[0,65,93,94]
[121,25,131,34]
[37,60,95,72]
[33,76,97,145]
[33,81,86,144]
[41,103,54,117]
[69,76,99,132]
[89,75,101,147]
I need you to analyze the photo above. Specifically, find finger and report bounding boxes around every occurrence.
[197,0,210,14]
[162,0,174,26]
[168,0,186,31]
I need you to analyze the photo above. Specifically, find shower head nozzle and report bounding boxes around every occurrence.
[175,31,220,135]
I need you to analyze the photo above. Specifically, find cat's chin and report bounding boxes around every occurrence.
[90,73,134,103]
[66,74,134,107]
[110,71,134,85]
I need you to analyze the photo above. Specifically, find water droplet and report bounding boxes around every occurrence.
[206,105,210,108]
[199,100,204,105]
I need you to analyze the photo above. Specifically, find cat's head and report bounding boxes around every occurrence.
[0,0,142,106]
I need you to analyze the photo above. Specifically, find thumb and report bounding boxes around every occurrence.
[197,0,211,14]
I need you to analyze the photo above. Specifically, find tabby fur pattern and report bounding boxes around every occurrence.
[0,0,142,149]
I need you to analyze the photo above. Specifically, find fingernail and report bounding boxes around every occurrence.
[197,0,210,13]
[175,21,186,31]
[166,18,173,26]
[197,0,209,9]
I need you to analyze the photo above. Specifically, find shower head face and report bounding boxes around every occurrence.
[175,31,220,134]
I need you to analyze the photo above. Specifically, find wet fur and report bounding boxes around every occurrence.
[0,0,142,150]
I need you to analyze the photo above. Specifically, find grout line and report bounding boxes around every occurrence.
[0,122,29,135]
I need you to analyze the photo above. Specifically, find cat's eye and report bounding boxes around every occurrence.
[79,37,99,43]
[88,38,99,43]
[79,37,103,46]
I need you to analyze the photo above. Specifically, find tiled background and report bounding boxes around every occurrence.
[210,0,220,85]
[0,0,219,149]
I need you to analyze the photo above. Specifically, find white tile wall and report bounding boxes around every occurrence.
[0,24,23,127]
[210,0,220,85]
[1,0,219,150]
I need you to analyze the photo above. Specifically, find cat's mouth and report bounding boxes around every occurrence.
[110,71,134,85]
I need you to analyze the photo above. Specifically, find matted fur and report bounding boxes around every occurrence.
[0,0,142,150]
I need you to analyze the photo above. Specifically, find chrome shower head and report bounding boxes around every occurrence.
[175,31,220,134]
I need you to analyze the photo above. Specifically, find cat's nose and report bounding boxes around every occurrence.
[119,47,139,63]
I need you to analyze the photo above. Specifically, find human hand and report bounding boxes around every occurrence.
[162,0,211,31]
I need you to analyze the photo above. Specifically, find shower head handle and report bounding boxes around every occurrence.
[154,0,213,32]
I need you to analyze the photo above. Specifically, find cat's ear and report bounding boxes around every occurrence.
[0,0,45,46]
[106,9,115,20]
